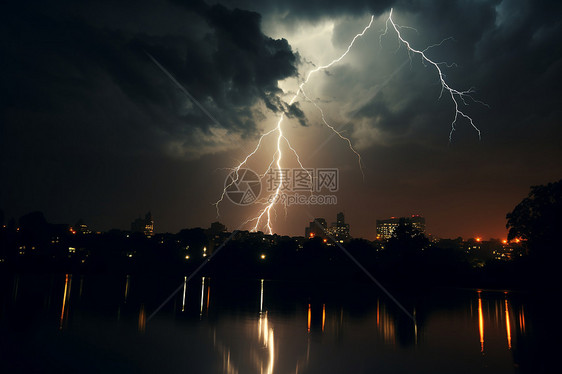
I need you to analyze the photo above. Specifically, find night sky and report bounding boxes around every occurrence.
[2,0,561,240]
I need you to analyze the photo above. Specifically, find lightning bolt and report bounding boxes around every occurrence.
[146,8,486,325]
[381,9,486,141]
[215,15,374,234]
[216,9,484,234]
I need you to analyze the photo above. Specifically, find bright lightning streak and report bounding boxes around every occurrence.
[382,9,485,141]
[217,9,485,234]
[215,16,374,234]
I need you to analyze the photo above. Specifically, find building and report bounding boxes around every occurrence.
[74,219,92,234]
[205,221,229,253]
[409,215,426,233]
[305,218,327,239]
[131,212,154,237]
[376,215,426,240]
[207,221,227,236]
[326,212,351,241]
[305,213,351,241]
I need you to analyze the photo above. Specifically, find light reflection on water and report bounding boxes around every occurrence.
[478,290,485,352]
[1,273,534,373]
[59,273,71,330]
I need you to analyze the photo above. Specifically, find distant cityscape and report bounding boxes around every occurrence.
[0,209,524,269]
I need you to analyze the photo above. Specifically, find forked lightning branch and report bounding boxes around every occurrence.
[215,8,485,234]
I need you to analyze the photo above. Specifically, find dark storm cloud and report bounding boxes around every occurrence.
[1,0,300,158]
[290,0,562,147]
[221,0,393,21]
[284,102,308,127]
[0,0,301,228]
[173,2,301,120]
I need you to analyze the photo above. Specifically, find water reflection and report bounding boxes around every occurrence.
[59,273,72,330]
[260,279,264,313]
[475,290,527,354]
[307,303,311,332]
[124,274,130,303]
[258,282,274,374]
[212,279,275,374]
[2,274,538,373]
[519,306,526,334]
[181,276,187,312]
[138,304,146,333]
[505,297,512,349]
[322,304,326,332]
[200,277,205,316]
[478,290,485,353]
[377,298,396,346]
[207,281,211,312]
[258,312,275,374]
[214,331,238,374]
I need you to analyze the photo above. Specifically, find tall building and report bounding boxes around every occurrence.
[305,218,327,239]
[74,219,92,234]
[409,215,426,233]
[131,212,154,237]
[376,215,425,240]
[336,212,345,226]
[208,221,227,235]
[305,213,351,241]
[327,212,351,241]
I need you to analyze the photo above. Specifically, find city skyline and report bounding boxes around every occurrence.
[2,1,561,241]
[2,208,517,242]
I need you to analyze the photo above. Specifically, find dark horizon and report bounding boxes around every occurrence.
[0,207,524,243]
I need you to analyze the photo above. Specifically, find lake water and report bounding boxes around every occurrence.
[0,273,544,373]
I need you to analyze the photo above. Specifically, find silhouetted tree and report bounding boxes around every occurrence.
[386,219,429,255]
[19,211,51,248]
[506,179,562,257]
